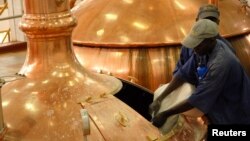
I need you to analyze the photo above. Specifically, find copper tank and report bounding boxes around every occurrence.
[1,0,160,140]
[72,0,250,91]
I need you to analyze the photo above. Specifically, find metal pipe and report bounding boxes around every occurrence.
[0,79,5,132]
[0,15,22,21]
[80,109,90,141]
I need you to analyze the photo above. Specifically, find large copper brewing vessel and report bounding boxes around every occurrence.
[72,0,250,91]
[1,0,160,140]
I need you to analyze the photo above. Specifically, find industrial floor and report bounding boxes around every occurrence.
[0,49,26,76]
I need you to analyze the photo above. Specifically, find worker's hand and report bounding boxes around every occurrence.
[151,111,169,128]
[149,100,161,115]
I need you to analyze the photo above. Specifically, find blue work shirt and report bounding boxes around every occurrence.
[173,35,236,77]
[174,40,250,124]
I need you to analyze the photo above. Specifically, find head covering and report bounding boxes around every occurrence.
[181,19,218,49]
[197,4,220,19]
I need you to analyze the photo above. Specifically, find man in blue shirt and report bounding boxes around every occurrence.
[151,19,250,127]
[149,4,237,119]
[173,4,235,78]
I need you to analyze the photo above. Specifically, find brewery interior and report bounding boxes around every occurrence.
[0,0,249,140]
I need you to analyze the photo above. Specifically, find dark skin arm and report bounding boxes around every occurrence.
[149,76,185,115]
[151,100,194,127]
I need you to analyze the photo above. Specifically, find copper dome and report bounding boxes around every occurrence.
[72,0,250,90]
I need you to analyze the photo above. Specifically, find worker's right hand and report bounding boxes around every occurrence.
[149,100,161,115]
[151,111,170,128]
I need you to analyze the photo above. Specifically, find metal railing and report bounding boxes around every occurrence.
[0,28,10,43]
[0,0,24,44]
[0,1,8,15]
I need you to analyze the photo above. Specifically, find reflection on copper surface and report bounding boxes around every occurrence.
[208,0,218,6]
[86,98,159,141]
[72,0,250,46]
[74,46,180,90]
[230,34,250,76]
[72,0,250,91]
[69,0,76,8]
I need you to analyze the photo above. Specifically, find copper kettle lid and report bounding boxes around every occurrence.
[72,0,250,47]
